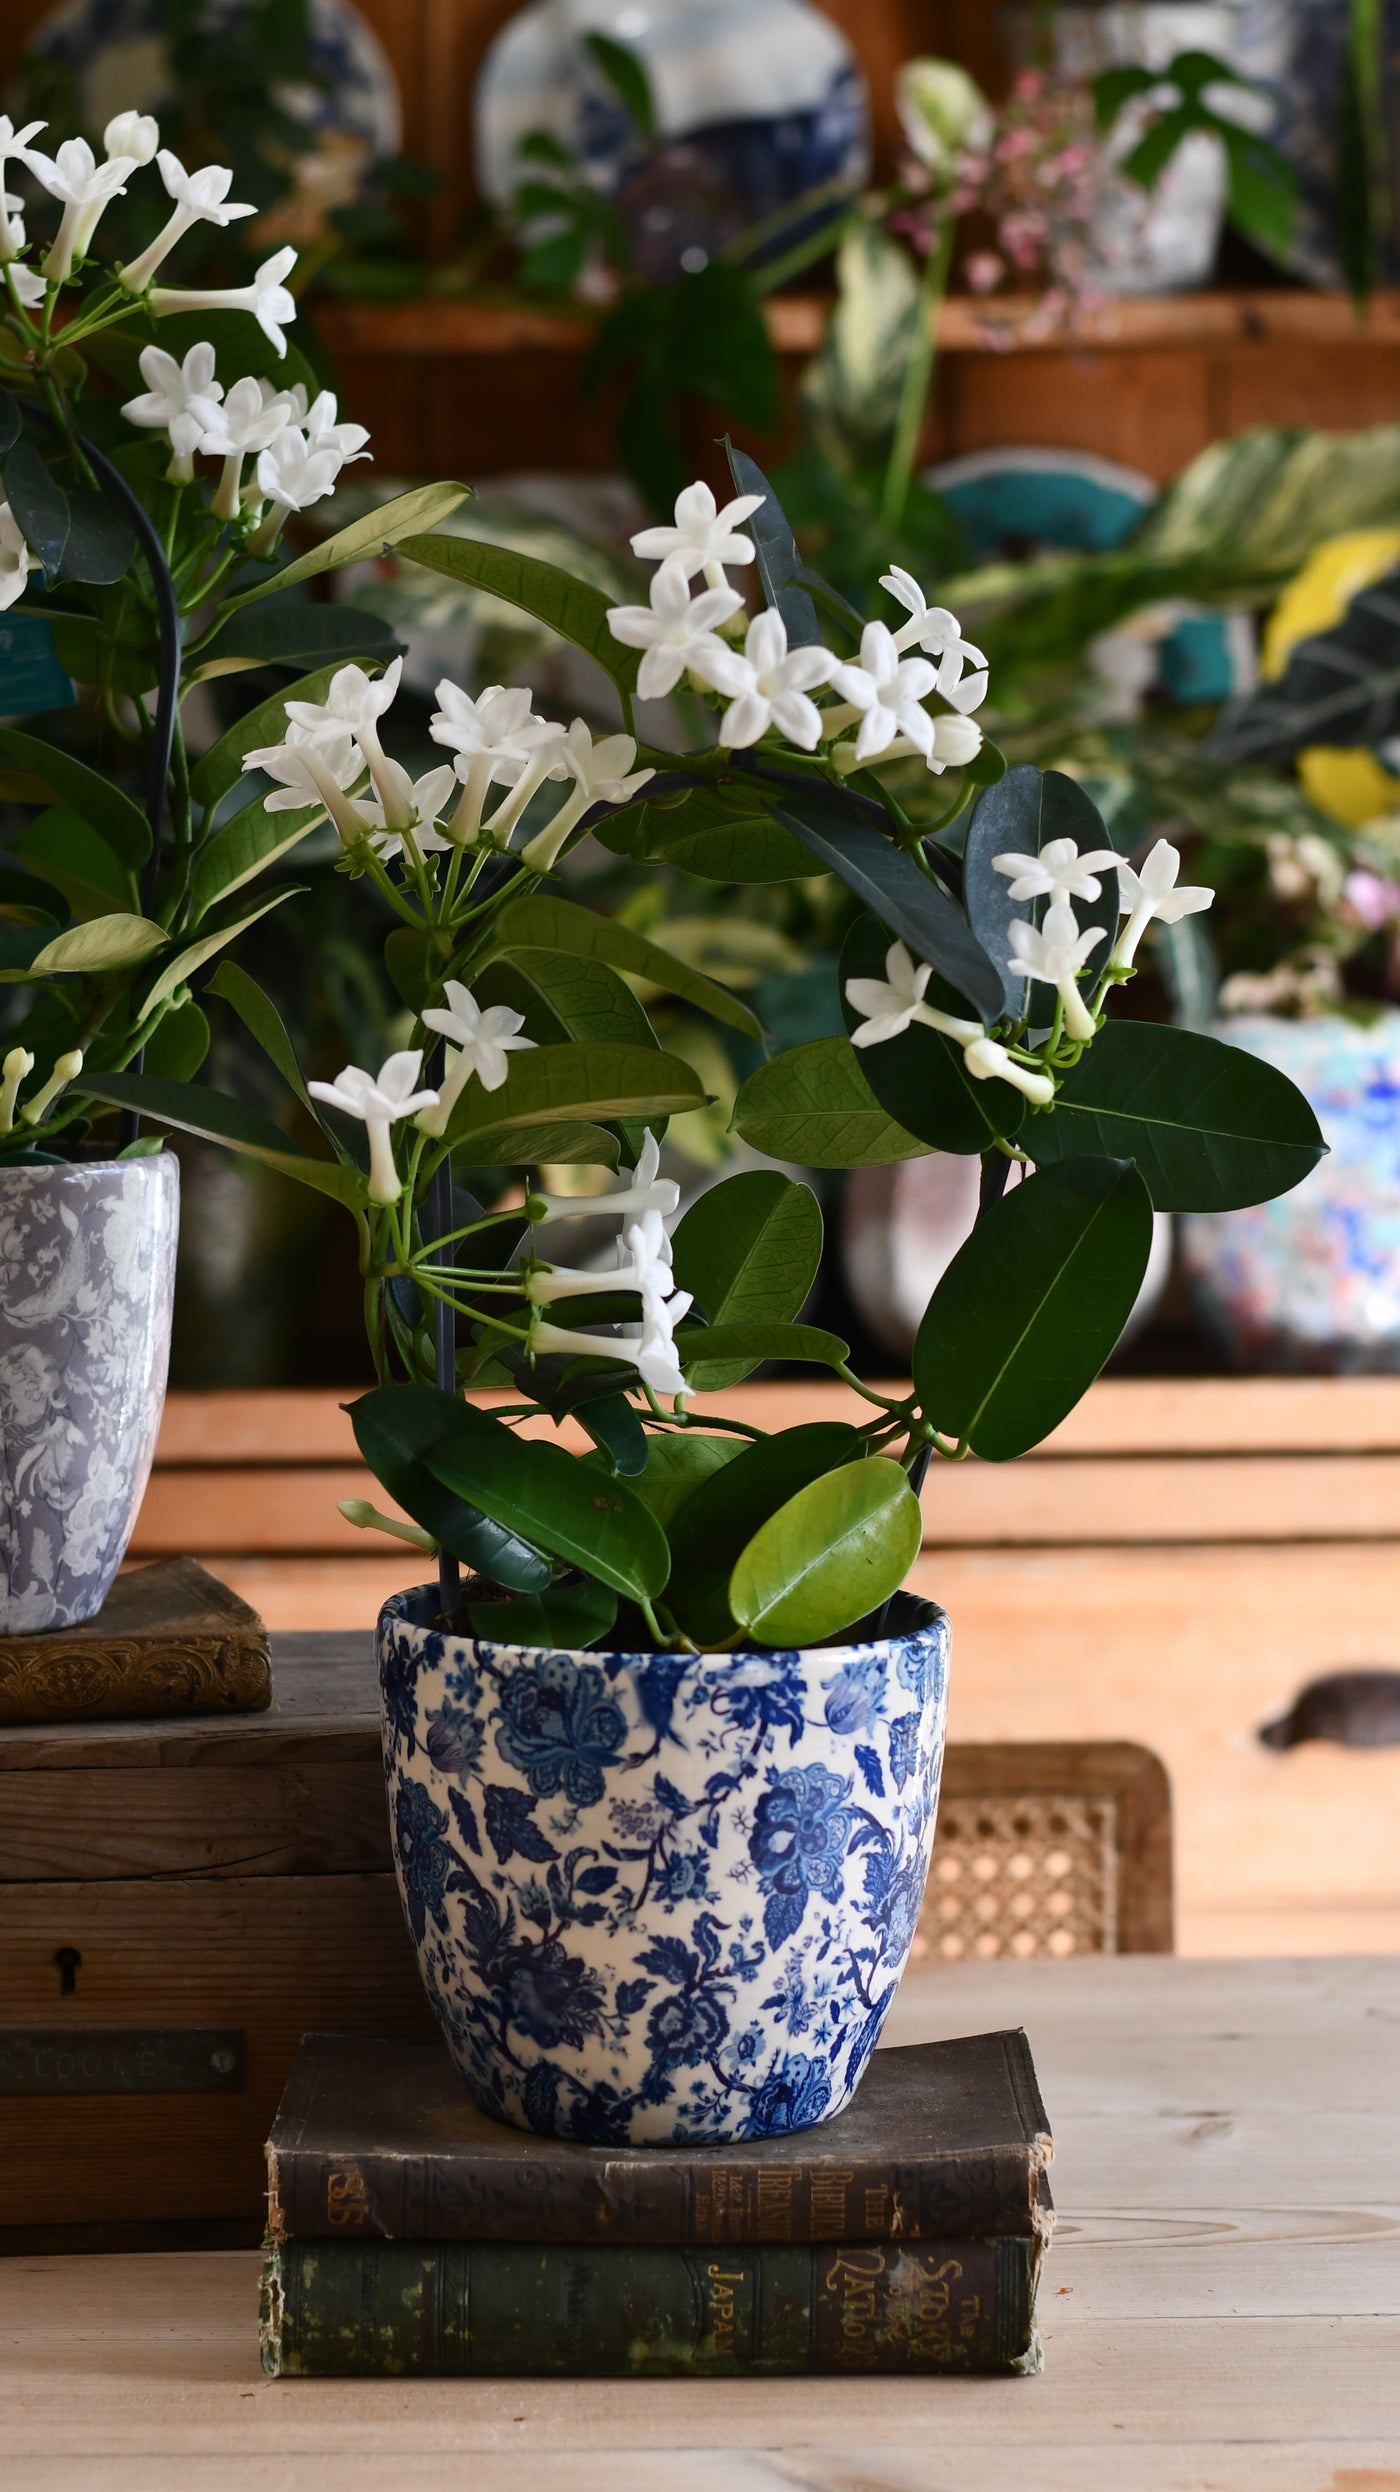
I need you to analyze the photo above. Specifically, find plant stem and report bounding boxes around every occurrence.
[880,215,955,536]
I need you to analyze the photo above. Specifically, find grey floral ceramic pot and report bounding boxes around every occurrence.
[0,1154,178,1632]
[379,1584,948,2145]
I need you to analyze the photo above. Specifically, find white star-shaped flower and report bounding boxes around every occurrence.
[307,1053,439,1205]
[150,246,299,357]
[993,835,1122,906]
[716,608,835,751]
[845,939,982,1049]
[631,479,765,583]
[0,118,45,261]
[0,501,31,611]
[122,341,223,482]
[925,712,985,773]
[243,729,371,849]
[881,565,988,696]
[530,1131,680,1229]
[365,767,458,866]
[832,622,939,764]
[519,719,655,871]
[1007,900,1101,1041]
[119,150,256,292]
[606,560,744,700]
[103,112,159,166]
[416,981,538,1137]
[1113,839,1214,968]
[25,136,139,280]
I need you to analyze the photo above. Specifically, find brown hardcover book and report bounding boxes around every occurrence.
[0,1557,272,1725]
[267,2029,1053,2247]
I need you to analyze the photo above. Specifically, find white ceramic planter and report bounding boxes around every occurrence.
[0,1153,178,1631]
[379,1583,948,2144]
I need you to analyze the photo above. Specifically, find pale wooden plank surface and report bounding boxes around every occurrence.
[3,1958,1397,2490]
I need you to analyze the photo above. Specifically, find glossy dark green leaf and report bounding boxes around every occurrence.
[666,1421,862,1644]
[349,1384,552,1593]
[594,780,813,883]
[467,1576,618,1650]
[675,1319,848,1376]
[2,439,135,585]
[1031,1021,1327,1211]
[206,959,316,1116]
[423,1420,670,1602]
[576,1389,649,1476]
[139,889,296,1019]
[196,603,402,674]
[583,28,657,135]
[725,444,819,646]
[395,530,638,695]
[447,1040,704,1153]
[462,1119,621,1170]
[765,777,1004,1021]
[0,389,20,455]
[142,998,210,1082]
[475,949,658,1053]
[729,1458,923,1649]
[913,1157,1154,1462]
[733,1034,928,1168]
[962,765,1122,1018]
[630,1432,747,1529]
[0,727,151,867]
[79,1072,368,1206]
[486,894,760,1037]
[17,808,137,921]
[838,915,1025,1155]
[671,1170,823,1387]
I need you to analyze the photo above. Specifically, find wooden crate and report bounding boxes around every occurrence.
[130,1379,1400,1961]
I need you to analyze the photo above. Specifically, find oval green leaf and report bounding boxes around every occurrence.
[222,483,471,612]
[0,727,151,867]
[30,913,167,975]
[138,889,296,1021]
[962,765,1121,1020]
[395,529,639,694]
[664,1420,861,1644]
[423,1421,670,1602]
[913,1157,1154,1462]
[79,1072,368,1207]
[189,795,322,922]
[630,1432,747,1529]
[732,1035,928,1168]
[349,1384,552,1593]
[671,1170,824,1387]
[487,893,761,1039]
[1032,1021,1327,1211]
[729,1459,924,1649]
[447,1040,705,1151]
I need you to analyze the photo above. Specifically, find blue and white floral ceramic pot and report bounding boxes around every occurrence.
[1179,1012,1400,1372]
[379,1583,948,2144]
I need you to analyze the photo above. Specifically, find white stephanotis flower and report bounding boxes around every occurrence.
[1007,900,1101,1041]
[248,427,349,550]
[845,939,982,1049]
[605,560,744,700]
[150,245,298,355]
[0,502,32,610]
[430,680,558,845]
[530,1131,680,1229]
[716,608,835,752]
[196,372,291,517]
[0,118,45,261]
[122,341,222,483]
[307,1053,439,1206]
[881,564,987,687]
[5,259,44,307]
[631,480,764,589]
[284,658,412,826]
[416,979,537,1138]
[925,712,985,774]
[1112,839,1215,969]
[243,727,372,847]
[525,1207,672,1307]
[519,720,654,871]
[962,1036,1055,1105]
[301,389,370,463]
[25,136,139,281]
[831,622,939,764]
[118,151,257,292]
[103,112,159,166]
[364,766,458,867]
[993,835,1121,907]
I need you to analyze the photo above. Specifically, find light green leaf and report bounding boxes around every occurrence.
[676,1319,848,1374]
[220,483,471,613]
[913,1158,1154,1462]
[138,890,296,1021]
[733,1034,929,1168]
[665,1421,861,1645]
[0,727,151,867]
[30,913,167,975]
[671,1170,823,1387]
[486,894,760,1038]
[630,1433,748,1530]
[396,531,639,694]
[188,795,322,921]
[79,1072,368,1206]
[729,1459,923,1648]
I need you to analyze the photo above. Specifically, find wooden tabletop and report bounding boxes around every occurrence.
[3,1954,1397,2490]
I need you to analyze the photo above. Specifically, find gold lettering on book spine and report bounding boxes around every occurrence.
[325,2165,371,2228]
[703,2264,745,2360]
[809,2169,853,2238]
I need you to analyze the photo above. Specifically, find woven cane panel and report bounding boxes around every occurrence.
[911,1793,1121,1963]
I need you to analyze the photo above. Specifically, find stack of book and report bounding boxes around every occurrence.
[259,2028,1053,2377]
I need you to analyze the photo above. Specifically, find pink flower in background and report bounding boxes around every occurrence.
[965,250,1004,294]
[1343,870,1400,931]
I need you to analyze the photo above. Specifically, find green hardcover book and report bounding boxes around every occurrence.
[267,2029,1053,2246]
[260,2234,1043,2377]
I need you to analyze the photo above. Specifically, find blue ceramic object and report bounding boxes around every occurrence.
[474,0,869,282]
[378,1583,949,2144]
[1179,1012,1400,1372]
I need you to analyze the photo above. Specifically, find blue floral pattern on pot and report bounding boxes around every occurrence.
[378,1584,948,2144]
[1179,1011,1400,1371]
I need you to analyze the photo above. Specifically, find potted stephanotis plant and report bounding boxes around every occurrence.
[0,108,466,1629]
[82,422,1328,2141]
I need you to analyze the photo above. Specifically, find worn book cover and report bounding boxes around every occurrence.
[267,2029,1053,2247]
[260,2232,1044,2377]
[0,1557,272,1725]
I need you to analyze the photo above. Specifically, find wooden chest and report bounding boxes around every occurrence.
[0,1633,438,2250]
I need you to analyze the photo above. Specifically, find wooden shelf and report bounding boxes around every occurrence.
[315,286,1400,361]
